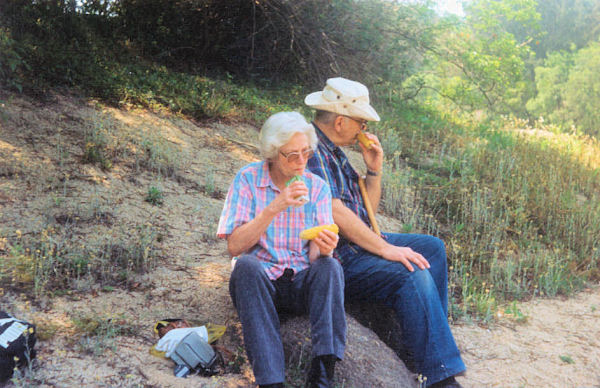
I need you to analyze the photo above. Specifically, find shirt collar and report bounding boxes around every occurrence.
[312,122,339,155]
[257,159,287,193]
[257,160,272,188]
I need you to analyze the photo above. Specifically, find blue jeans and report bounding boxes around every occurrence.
[342,233,465,386]
[229,255,346,385]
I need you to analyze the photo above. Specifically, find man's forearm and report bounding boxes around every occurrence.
[332,198,386,255]
[365,173,382,212]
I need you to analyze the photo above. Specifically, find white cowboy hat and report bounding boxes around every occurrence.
[304,77,380,122]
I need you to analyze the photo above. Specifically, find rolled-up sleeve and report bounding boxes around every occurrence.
[217,170,254,238]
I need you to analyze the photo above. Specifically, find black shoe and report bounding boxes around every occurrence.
[305,355,337,388]
[429,376,463,388]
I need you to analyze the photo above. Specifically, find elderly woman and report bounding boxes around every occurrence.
[217,112,346,388]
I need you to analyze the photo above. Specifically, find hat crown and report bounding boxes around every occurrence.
[323,77,370,103]
[304,77,380,122]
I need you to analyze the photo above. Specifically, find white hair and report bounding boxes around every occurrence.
[259,112,318,159]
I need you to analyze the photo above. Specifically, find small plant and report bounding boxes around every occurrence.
[72,314,129,356]
[503,301,528,323]
[134,131,181,177]
[8,328,37,387]
[225,346,247,374]
[559,355,574,364]
[203,168,216,197]
[81,114,120,171]
[145,186,164,206]
[285,342,311,387]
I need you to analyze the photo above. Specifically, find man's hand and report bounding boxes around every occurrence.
[267,181,308,214]
[309,229,339,263]
[381,244,430,272]
[357,132,383,173]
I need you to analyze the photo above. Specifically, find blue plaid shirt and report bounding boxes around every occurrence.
[306,123,376,259]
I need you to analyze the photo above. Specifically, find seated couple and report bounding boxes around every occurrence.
[217,78,465,388]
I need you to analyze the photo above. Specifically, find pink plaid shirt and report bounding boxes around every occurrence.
[217,160,334,280]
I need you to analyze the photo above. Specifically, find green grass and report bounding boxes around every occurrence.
[374,104,600,321]
[71,312,133,356]
[109,62,302,125]
[0,221,161,298]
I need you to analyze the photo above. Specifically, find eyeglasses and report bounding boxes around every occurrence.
[279,148,314,163]
[346,116,367,131]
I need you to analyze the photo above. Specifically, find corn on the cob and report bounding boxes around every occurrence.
[357,132,374,149]
[300,224,339,240]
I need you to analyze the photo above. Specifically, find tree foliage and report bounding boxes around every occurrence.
[562,41,600,137]
[0,0,437,90]
[528,40,600,137]
[532,0,600,58]
[526,49,574,122]
[426,0,541,115]
[1,0,599,141]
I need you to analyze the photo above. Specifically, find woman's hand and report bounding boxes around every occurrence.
[309,228,339,263]
[267,181,309,214]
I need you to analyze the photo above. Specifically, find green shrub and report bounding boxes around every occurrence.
[145,186,164,206]
[0,27,26,92]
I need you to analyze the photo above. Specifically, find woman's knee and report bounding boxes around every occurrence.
[231,255,265,284]
[312,256,343,276]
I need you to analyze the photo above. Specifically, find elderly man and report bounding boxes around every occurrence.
[304,78,466,388]
[217,111,346,388]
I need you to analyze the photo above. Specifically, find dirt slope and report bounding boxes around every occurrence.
[1,91,599,387]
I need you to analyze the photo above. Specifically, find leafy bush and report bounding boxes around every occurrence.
[113,0,433,86]
[0,26,26,91]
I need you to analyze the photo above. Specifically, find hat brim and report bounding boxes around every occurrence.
[305,92,380,122]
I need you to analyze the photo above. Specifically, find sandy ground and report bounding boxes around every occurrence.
[454,283,600,388]
[1,91,599,387]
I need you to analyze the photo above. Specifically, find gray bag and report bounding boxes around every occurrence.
[169,331,219,378]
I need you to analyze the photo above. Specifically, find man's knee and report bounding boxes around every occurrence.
[429,236,446,257]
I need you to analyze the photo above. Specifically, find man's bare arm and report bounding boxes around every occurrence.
[332,198,386,253]
[364,173,382,211]
[357,131,383,211]
[332,198,430,271]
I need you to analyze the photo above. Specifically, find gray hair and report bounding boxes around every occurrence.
[259,112,318,159]
[315,110,339,125]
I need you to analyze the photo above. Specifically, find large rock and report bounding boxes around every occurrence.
[280,311,417,388]
[345,302,410,366]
